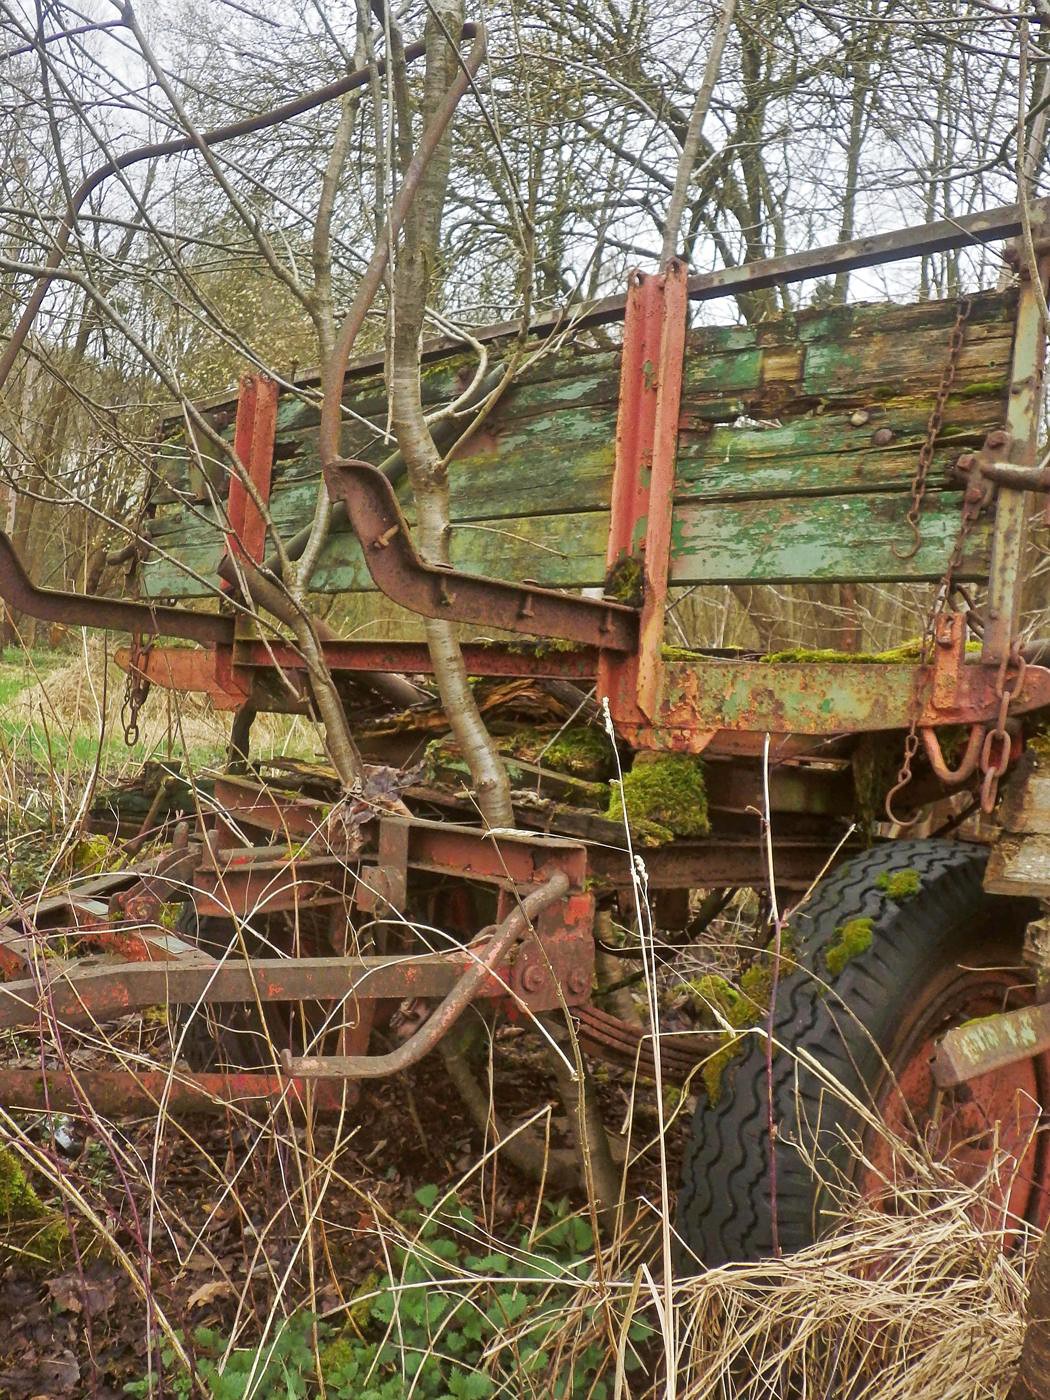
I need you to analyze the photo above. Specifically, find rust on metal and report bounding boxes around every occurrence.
[223,373,278,587]
[616,654,1050,751]
[0,926,594,1034]
[0,533,234,644]
[598,259,690,727]
[284,869,577,1078]
[0,1068,348,1115]
[322,459,637,652]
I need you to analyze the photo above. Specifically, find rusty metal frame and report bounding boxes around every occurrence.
[0,533,234,644]
[597,259,689,728]
[322,459,637,651]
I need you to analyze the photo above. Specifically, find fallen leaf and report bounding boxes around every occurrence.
[186,1279,234,1310]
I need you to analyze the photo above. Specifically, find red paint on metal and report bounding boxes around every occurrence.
[861,968,1050,1234]
[114,645,250,708]
[598,261,690,726]
[224,374,278,589]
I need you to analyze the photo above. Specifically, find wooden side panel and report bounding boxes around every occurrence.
[141,288,1016,599]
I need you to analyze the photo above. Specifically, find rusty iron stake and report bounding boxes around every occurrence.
[223,373,279,590]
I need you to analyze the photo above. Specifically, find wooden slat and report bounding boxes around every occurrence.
[141,288,1014,599]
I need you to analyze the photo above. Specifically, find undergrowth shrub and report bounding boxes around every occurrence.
[126,1188,653,1399]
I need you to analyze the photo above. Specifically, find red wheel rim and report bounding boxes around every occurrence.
[858,958,1050,1234]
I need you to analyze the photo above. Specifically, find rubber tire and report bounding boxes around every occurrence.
[677,838,1042,1266]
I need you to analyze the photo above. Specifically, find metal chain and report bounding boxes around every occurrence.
[980,647,1027,813]
[121,634,152,746]
[893,296,973,561]
[884,300,990,825]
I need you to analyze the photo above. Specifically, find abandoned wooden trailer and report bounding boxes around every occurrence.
[3,200,1050,1263]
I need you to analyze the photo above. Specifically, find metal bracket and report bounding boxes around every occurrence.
[0,533,234,644]
[322,459,637,652]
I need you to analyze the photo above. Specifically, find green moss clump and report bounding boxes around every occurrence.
[70,833,117,875]
[0,1144,69,1264]
[825,916,875,977]
[761,640,980,665]
[604,554,643,605]
[955,379,1007,399]
[606,754,710,845]
[504,725,615,781]
[690,930,793,1102]
[156,902,183,931]
[875,868,921,900]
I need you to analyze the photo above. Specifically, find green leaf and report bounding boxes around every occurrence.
[414,1184,440,1210]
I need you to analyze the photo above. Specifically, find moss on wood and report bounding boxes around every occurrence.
[0,1145,69,1265]
[502,726,615,781]
[606,754,710,846]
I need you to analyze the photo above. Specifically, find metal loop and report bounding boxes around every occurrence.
[921,724,984,785]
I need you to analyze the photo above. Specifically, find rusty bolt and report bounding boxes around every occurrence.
[985,429,1008,449]
[567,969,590,996]
[955,452,977,472]
[849,409,870,427]
[520,964,545,994]
[871,427,894,447]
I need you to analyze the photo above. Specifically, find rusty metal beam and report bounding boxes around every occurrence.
[0,1067,347,1115]
[0,533,234,644]
[0,924,593,1033]
[620,655,1050,751]
[322,459,637,652]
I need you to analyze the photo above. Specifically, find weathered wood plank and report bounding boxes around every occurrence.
[141,485,989,597]
[669,489,991,584]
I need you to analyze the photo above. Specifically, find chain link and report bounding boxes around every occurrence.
[121,634,152,746]
[892,296,973,561]
[979,647,1027,813]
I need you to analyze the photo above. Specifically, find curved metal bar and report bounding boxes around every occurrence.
[323,459,638,652]
[283,869,571,1079]
[920,723,985,785]
[0,532,234,644]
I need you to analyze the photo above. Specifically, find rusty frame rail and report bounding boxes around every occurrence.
[0,533,234,644]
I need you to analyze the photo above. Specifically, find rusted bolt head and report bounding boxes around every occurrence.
[567,969,590,996]
[955,453,976,472]
[520,964,545,994]
[849,409,870,427]
[985,429,1008,449]
[871,427,894,447]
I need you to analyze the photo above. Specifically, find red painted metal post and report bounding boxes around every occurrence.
[224,373,278,588]
[598,261,689,726]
